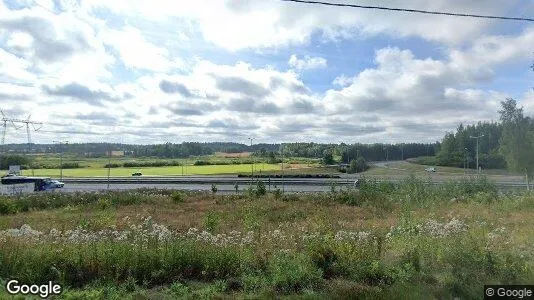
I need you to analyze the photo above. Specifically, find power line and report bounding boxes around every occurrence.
[280,0,534,22]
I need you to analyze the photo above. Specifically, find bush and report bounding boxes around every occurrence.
[348,157,369,173]
[203,211,220,233]
[268,252,323,294]
[104,163,121,168]
[255,181,267,196]
[171,191,185,203]
[0,191,164,215]
[123,160,181,168]
[211,184,218,194]
[0,154,31,169]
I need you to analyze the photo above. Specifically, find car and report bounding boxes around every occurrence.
[132,172,142,176]
[425,167,436,172]
[353,179,361,188]
[42,179,64,189]
[51,180,65,188]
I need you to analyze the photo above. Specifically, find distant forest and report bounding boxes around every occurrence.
[1,141,437,163]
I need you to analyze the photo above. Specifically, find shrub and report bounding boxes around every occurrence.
[104,163,121,168]
[0,155,31,169]
[348,157,369,173]
[171,191,185,203]
[268,252,323,294]
[211,184,218,194]
[0,191,162,215]
[255,180,267,196]
[203,211,220,233]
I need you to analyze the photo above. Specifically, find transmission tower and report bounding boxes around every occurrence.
[0,110,43,173]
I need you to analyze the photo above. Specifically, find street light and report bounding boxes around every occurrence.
[248,137,255,181]
[281,144,285,194]
[469,135,484,174]
[53,141,68,180]
[464,147,468,173]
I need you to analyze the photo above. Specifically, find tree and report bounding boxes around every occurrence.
[0,155,31,170]
[348,157,369,173]
[499,98,534,182]
[322,151,334,165]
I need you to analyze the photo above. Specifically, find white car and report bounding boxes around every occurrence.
[46,179,65,188]
[425,167,436,172]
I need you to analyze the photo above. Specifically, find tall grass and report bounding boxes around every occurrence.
[0,178,532,298]
[0,190,170,215]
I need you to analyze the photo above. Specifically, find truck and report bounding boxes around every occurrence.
[0,175,65,195]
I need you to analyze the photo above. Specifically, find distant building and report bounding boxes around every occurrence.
[107,151,125,157]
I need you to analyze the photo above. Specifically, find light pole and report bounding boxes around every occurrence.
[53,141,68,180]
[464,147,468,173]
[281,144,285,193]
[107,143,112,189]
[469,135,484,174]
[248,137,255,179]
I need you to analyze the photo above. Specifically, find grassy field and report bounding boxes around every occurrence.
[0,177,532,299]
[365,161,519,176]
[30,153,320,168]
[21,163,284,177]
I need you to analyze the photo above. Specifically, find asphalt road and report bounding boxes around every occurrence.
[1,171,530,195]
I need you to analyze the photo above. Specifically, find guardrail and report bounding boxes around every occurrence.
[58,177,531,189]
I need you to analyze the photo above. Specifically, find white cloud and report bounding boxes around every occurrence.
[288,54,327,71]
[84,0,532,51]
[0,48,35,82]
[332,74,353,87]
[103,26,182,72]
[521,90,534,117]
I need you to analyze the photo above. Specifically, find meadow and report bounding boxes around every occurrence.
[21,153,320,177]
[0,176,532,299]
[21,163,284,177]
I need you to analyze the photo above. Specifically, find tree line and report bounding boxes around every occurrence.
[434,98,534,178]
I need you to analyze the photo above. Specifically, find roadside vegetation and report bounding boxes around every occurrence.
[0,177,532,299]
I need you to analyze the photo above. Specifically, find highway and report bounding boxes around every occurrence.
[1,173,531,195]
[55,175,532,193]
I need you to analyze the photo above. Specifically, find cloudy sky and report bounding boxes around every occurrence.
[1,0,534,144]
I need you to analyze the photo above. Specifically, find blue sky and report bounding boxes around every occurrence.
[1,0,534,144]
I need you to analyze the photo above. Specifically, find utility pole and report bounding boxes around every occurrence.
[53,141,68,180]
[400,143,404,161]
[1,110,41,174]
[469,135,484,174]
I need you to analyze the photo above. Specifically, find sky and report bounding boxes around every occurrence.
[1,0,534,145]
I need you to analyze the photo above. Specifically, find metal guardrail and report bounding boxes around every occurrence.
[57,177,531,188]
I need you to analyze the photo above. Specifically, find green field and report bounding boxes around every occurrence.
[21,163,282,177]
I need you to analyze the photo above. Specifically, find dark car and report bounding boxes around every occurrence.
[132,172,142,176]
